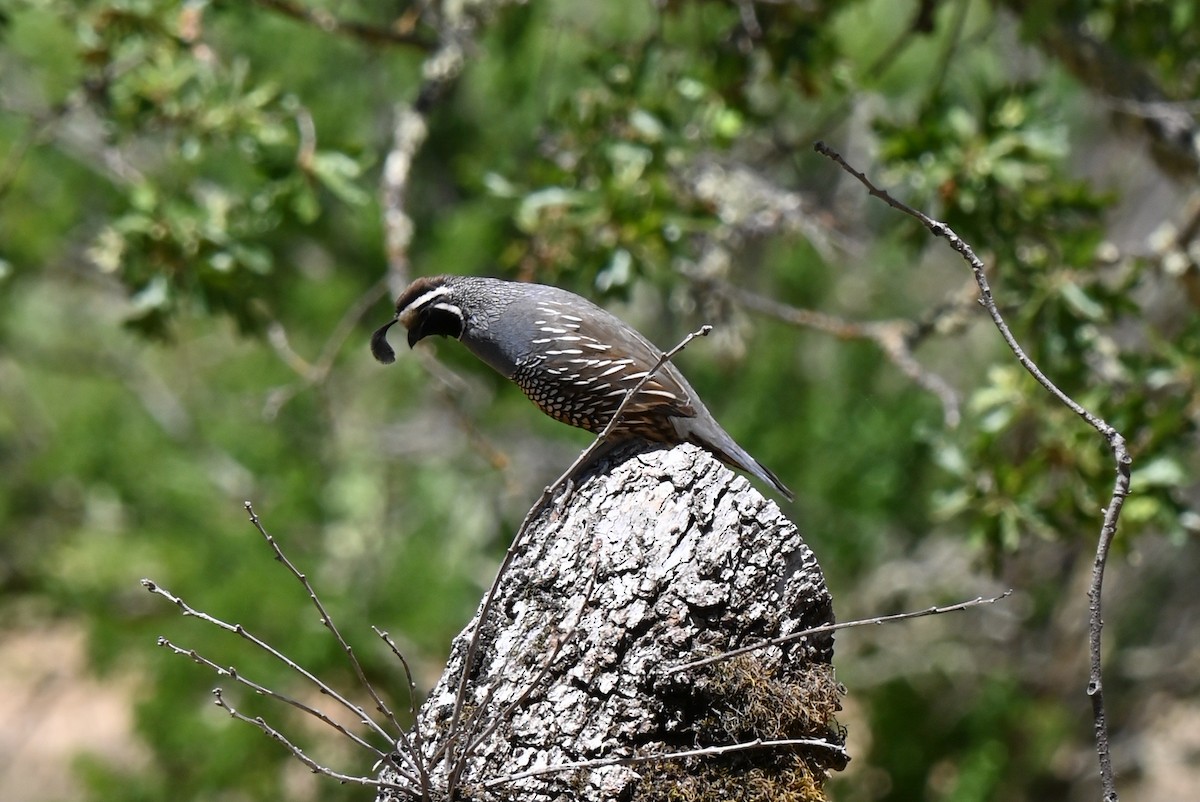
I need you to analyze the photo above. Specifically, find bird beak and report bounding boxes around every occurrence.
[370,319,398,364]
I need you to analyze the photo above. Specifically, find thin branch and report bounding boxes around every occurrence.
[140,578,394,745]
[554,325,715,492]
[243,502,429,793]
[999,0,1199,177]
[692,275,961,427]
[680,165,860,263]
[295,106,317,171]
[264,277,391,419]
[670,591,1011,674]
[479,737,850,789]
[378,2,477,296]
[211,688,413,792]
[156,635,398,769]
[785,0,936,153]
[813,142,1124,435]
[732,0,762,43]
[250,0,435,50]
[0,111,48,204]
[245,501,400,730]
[416,349,513,471]
[873,321,962,428]
[815,140,1131,802]
[438,325,713,794]
[373,626,426,772]
[0,88,92,202]
[380,105,426,296]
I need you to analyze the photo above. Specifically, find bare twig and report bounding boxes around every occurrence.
[294,106,317,171]
[670,591,1012,674]
[999,0,1199,177]
[264,277,391,418]
[416,349,512,471]
[479,736,850,788]
[250,0,435,50]
[0,90,90,202]
[156,635,398,769]
[141,578,394,744]
[732,0,762,43]
[815,140,1131,802]
[554,325,715,494]
[244,502,399,729]
[374,626,426,768]
[692,276,961,427]
[438,325,713,795]
[378,3,477,294]
[926,0,971,101]
[785,0,937,154]
[0,112,47,204]
[380,105,426,296]
[242,502,430,794]
[211,688,413,792]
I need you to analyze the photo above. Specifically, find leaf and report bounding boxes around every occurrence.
[1137,457,1185,488]
[515,187,588,232]
[309,151,369,206]
[1059,281,1105,321]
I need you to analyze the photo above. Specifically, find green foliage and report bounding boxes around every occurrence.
[874,74,1195,551]
[2,1,1199,801]
[877,82,1111,262]
[844,675,1072,802]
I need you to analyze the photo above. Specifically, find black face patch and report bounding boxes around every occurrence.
[408,304,464,346]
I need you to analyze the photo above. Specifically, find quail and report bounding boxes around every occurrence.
[371,274,793,500]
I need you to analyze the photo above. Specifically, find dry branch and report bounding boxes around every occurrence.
[815,140,1131,802]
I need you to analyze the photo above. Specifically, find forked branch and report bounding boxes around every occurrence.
[814,140,1131,802]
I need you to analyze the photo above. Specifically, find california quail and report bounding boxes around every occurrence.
[371,275,793,500]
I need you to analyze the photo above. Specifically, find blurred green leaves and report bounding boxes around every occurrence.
[3,0,378,336]
[872,75,1196,550]
[876,82,1110,267]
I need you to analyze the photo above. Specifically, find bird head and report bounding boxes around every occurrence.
[371,276,465,364]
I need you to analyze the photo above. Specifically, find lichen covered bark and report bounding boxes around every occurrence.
[377,442,844,801]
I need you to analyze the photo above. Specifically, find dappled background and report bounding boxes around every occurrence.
[1,1,1198,800]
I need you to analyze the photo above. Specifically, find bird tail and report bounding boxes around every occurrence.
[677,417,794,501]
[718,442,795,502]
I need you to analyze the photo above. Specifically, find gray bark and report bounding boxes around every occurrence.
[377,442,845,801]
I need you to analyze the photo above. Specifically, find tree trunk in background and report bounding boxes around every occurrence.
[377,443,846,801]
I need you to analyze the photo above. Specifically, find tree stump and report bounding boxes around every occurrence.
[377,442,845,801]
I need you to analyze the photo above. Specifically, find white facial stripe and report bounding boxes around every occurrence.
[397,286,452,327]
[402,287,452,312]
[431,302,462,317]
